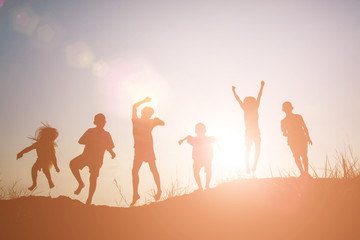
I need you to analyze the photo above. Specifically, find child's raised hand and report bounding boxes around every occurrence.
[16,152,23,160]
[232,86,236,91]
[261,81,265,86]
[178,139,184,145]
[144,97,152,102]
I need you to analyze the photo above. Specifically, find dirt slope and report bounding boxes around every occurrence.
[1,178,360,240]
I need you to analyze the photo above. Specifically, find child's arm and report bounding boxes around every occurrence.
[281,120,287,137]
[256,81,265,106]
[178,136,191,145]
[212,137,222,151]
[16,143,36,160]
[107,148,116,159]
[51,155,60,172]
[232,86,244,109]
[301,117,312,145]
[154,117,165,126]
[133,97,151,120]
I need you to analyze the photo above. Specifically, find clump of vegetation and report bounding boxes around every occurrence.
[317,146,359,178]
[0,179,34,200]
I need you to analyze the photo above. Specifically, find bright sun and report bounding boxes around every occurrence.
[211,129,245,179]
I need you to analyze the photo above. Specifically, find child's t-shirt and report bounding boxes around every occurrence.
[281,114,307,145]
[132,118,162,149]
[243,105,259,131]
[79,128,115,164]
[187,136,216,161]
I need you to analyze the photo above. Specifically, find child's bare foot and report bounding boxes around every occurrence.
[130,194,140,206]
[85,198,92,205]
[28,185,37,191]
[154,191,162,201]
[74,183,85,195]
[49,182,55,189]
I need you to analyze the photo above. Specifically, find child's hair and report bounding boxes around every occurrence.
[195,122,206,135]
[244,96,257,109]
[29,122,59,145]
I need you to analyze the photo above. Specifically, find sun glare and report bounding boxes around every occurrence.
[212,128,245,179]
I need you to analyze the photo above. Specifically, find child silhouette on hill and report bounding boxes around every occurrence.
[281,101,312,177]
[232,81,265,176]
[131,97,164,206]
[17,123,60,191]
[69,113,115,205]
[179,123,219,191]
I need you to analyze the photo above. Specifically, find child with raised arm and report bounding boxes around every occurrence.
[232,81,265,176]
[69,113,115,205]
[17,124,60,191]
[281,101,312,177]
[179,123,219,191]
[131,97,164,206]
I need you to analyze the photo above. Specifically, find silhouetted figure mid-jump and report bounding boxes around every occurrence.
[131,97,164,206]
[69,113,115,205]
[179,123,219,191]
[281,102,312,177]
[17,123,60,191]
[232,81,265,176]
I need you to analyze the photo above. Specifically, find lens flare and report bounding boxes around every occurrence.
[10,4,39,35]
[66,42,94,69]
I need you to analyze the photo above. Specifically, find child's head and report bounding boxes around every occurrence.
[141,107,154,119]
[94,113,106,128]
[195,122,206,136]
[244,96,257,109]
[31,123,58,143]
[282,101,293,114]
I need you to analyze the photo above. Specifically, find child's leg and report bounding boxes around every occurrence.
[131,160,142,205]
[293,155,304,175]
[301,155,309,174]
[205,163,212,190]
[252,139,261,173]
[193,162,203,190]
[29,163,39,191]
[43,168,54,189]
[149,161,162,200]
[86,173,98,205]
[245,139,252,174]
[69,156,85,194]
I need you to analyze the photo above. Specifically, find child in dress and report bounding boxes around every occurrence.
[17,124,60,190]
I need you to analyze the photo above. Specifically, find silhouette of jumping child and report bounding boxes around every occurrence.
[232,81,265,176]
[17,123,60,191]
[179,123,219,191]
[70,113,115,205]
[131,97,164,206]
[281,102,312,177]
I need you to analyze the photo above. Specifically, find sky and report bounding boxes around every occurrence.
[0,0,359,206]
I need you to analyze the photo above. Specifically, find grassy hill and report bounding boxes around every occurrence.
[1,177,360,240]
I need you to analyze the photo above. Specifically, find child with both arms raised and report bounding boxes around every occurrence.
[179,123,219,191]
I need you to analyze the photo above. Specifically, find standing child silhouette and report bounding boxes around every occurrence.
[232,81,265,176]
[17,124,60,191]
[131,97,164,206]
[281,101,312,177]
[179,123,219,191]
[69,113,115,205]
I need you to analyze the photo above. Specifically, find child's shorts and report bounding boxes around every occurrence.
[193,158,212,173]
[71,154,102,177]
